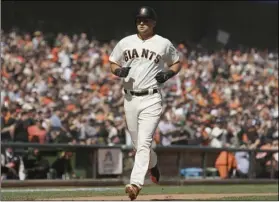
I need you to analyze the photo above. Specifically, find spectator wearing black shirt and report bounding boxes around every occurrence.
[238,119,261,149]
[50,151,76,179]
[10,111,33,142]
[23,148,50,179]
[1,107,16,142]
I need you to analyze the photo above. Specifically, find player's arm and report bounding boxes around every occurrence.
[110,62,121,74]
[155,41,181,83]
[110,62,131,78]
[168,60,181,76]
[109,41,131,78]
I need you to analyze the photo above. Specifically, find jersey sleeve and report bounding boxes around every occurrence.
[164,40,180,67]
[109,41,123,66]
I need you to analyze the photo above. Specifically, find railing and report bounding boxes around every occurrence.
[2,143,278,179]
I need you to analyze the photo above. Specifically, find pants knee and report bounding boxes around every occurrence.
[137,140,152,152]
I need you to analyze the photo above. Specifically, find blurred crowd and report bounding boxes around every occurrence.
[1,29,278,152]
[1,30,127,146]
[1,29,278,181]
[158,47,278,150]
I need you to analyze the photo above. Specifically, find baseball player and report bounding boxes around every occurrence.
[109,6,181,200]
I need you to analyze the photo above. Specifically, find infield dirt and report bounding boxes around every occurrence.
[51,192,278,201]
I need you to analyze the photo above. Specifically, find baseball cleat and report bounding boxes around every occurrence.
[125,184,140,201]
[149,164,160,184]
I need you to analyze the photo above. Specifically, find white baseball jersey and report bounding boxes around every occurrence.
[109,34,180,91]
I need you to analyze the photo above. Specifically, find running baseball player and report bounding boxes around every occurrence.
[109,6,181,200]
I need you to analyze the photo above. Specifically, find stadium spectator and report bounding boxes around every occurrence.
[1,107,16,142]
[22,148,50,179]
[50,151,76,179]
[1,148,23,180]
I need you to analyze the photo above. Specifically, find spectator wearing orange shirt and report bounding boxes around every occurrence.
[27,120,47,144]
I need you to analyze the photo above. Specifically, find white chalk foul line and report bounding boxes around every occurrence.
[1,187,122,193]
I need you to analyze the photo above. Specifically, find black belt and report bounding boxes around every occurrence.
[124,89,158,96]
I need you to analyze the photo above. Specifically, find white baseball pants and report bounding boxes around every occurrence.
[124,91,162,188]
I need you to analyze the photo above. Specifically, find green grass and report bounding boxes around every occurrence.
[1,184,278,201]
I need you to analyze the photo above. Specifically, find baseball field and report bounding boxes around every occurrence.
[1,184,278,201]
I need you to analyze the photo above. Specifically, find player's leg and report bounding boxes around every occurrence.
[124,95,157,166]
[148,148,160,184]
[124,95,142,200]
[123,95,140,149]
[149,149,158,169]
[130,93,162,188]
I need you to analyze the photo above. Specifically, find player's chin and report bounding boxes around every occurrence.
[137,28,148,34]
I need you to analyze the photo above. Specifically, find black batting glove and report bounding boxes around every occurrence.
[155,70,176,83]
[114,67,131,78]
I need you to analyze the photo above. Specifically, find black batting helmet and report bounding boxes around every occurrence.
[135,6,157,22]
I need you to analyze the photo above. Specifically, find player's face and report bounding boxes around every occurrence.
[136,18,156,35]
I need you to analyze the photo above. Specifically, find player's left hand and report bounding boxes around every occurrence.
[155,70,176,83]
[114,67,131,78]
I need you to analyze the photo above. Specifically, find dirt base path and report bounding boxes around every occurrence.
[51,193,278,201]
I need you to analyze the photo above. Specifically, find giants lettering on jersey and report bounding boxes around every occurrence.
[124,48,162,64]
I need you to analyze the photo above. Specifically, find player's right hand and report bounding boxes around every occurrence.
[114,67,131,78]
